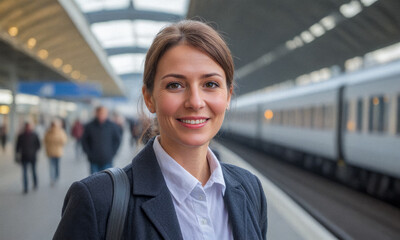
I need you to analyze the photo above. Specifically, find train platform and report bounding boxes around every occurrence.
[0,132,336,240]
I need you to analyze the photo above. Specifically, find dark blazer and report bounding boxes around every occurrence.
[54,138,267,240]
[81,119,122,165]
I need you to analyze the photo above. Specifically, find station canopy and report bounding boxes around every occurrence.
[0,0,128,97]
[73,0,189,99]
[187,0,400,95]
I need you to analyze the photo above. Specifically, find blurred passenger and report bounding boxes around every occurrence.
[15,122,41,194]
[71,119,84,159]
[54,20,267,240]
[44,119,67,186]
[0,121,7,152]
[81,106,122,174]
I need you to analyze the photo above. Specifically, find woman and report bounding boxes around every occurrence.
[54,20,267,240]
[44,119,67,185]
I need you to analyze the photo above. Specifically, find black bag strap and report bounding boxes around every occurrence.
[103,167,131,240]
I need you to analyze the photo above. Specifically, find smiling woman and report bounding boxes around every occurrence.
[54,20,267,240]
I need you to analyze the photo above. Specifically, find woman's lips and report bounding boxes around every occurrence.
[177,117,209,128]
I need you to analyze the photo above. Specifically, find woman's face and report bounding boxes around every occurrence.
[143,44,232,150]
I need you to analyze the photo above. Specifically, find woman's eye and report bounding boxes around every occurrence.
[205,82,219,88]
[166,82,182,89]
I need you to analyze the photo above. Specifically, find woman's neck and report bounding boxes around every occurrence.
[158,137,211,186]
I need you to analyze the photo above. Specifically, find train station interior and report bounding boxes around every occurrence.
[1,0,400,239]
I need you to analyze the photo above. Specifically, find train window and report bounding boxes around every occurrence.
[383,96,390,133]
[304,108,312,128]
[313,106,324,129]
[356,99,363,132]
[369,95,386,133]
[295,109,303,127]
[289,109,296,126]
[325,105,335,130]
[343,101,349,132]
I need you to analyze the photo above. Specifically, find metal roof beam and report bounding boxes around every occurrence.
[86,9,182,24]
[105,46,147,56]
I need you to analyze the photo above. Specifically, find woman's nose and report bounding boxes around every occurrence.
[184,87,205,110]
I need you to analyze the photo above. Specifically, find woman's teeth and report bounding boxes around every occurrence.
[181,119,207,124]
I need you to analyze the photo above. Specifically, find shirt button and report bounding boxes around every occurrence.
[201,218,207,225]
[198,195,203,200]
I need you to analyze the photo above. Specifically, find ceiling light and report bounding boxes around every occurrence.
[27,38,37,48]
[300,31,315,43]
[309,23,325,37]
[320,16,336,30]
[285,40,297,50]
[360,0,378,7]
[293,36,304,47]
[38,49,49,59]
[340,1,362,18]
[62,64,72,74]
[52,58,63,68]
[71,71,81,79]
[8,27,18,37]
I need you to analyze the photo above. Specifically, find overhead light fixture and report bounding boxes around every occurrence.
[360,0,378,7]
[8,27,18,36]
[285,40,297,50]
[52,58,63,68]
[309,23,325,37]
[320,16,336,30]
[62,64,72,74]
[300,31,315,43]
[293,36,304,47]
[340,1,362,18]
[27,38,37,48]
[71,70,81,79]
[38,49,49,59]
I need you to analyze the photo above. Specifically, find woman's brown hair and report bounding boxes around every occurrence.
[140,20,234,142]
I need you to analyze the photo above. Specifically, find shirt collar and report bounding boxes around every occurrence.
[153,136,226,204]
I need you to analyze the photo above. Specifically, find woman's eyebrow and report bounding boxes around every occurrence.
[202,73,223,79]
[161,73,185,79]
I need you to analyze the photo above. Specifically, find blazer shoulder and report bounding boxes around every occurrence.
[221,162,259,184]
[79,164,133,206]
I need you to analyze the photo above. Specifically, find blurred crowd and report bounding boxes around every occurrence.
[1,106,148,194]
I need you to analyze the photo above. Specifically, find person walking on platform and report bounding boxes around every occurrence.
[54,20,267,240]
[16,122,41,194]
[81,106,122,174]
[44,119,67,186]
[0,121,7,152]
[70,119,84,159]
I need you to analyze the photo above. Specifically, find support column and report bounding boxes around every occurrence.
[9,63,18,145]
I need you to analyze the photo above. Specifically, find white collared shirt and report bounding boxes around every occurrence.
[153,137,233,240]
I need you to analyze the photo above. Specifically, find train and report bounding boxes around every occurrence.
[222,60,400,204]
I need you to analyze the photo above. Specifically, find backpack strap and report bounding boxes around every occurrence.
[103,168,131,240]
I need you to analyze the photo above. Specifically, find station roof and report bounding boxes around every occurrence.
[0,0,125,97]
[187,0,400,95]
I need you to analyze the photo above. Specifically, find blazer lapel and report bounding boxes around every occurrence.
[130,139,183,240]
[223,167,248,240]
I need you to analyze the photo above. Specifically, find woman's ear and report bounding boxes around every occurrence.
[142,86,156,113]
[227,86,233,109]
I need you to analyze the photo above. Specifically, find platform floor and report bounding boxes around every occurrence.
[0,132,335,240]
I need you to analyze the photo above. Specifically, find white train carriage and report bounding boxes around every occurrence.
[258,80,344,161]
[342,61,400,178]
